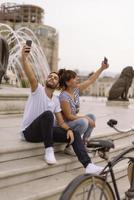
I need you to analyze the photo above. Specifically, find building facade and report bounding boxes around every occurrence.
[79,75,134,98]
[0,3,58,72]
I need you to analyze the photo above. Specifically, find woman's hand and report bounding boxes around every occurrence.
[101,58,109,71]
[67,129,74,144]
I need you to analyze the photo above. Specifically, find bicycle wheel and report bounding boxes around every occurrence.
[128,161,134,183]
[60,174,115,200]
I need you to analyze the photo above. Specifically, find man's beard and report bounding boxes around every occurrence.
[46,81,58,89]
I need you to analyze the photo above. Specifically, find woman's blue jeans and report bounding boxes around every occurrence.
[66,113,96,141]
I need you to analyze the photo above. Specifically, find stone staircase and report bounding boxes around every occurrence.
[0,87,134,199]
[0,114,133,200]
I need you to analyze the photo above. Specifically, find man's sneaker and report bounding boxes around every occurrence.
[85,163,103,175]
[64,145,75,156]
[44,147,57,165]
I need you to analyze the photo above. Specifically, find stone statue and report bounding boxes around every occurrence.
[0,37,9,84]
[108,66,134,101]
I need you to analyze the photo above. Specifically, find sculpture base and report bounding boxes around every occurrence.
[106,100,130,107]
[0,85,29,114]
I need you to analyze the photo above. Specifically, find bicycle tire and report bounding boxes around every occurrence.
[60,174,115,200]
[128,161,134,184]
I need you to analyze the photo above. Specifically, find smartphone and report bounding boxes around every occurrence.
[104,57,108,64]
[26,40,32,47]
[25,40,32,53]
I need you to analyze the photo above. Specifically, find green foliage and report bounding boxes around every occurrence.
[20,79,29,88]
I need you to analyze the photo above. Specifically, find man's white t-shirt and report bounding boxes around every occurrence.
[21,84,61,131]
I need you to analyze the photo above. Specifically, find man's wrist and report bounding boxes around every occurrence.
[66,128,73,132]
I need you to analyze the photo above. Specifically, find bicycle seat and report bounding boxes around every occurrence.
[87,139,114,150]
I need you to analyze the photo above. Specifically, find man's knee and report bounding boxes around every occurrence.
[41,111,54,121]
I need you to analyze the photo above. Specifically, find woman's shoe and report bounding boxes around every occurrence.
[64,145,75,156]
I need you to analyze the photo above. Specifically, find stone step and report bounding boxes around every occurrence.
[0,153,81,189]
[0,128,133,163]
[0,96,134,199]
[0,114,133,192]
[0,140,65,163]
[0,110,133,163]
[0,163,130,200]
[0,140,132,190]
[0,113,133,162]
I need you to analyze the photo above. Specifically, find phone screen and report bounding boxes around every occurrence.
[26,40,32,47]
[104,57,108,64]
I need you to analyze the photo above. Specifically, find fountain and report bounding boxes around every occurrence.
[0,23,51,114]
[0,23,50,87]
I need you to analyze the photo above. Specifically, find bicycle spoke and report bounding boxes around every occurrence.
[60,175,115,200]
[70,177,111,200]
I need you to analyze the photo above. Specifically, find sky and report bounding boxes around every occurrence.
[1,0,134,74]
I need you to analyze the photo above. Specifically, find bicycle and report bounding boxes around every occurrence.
[59,119,134,200]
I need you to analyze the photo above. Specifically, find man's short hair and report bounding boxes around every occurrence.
[49,72,59,76]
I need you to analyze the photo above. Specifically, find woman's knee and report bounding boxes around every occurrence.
[68,118,88,129]
[79,118,89,127]
[87,113,96,121]
[75,118,89,134]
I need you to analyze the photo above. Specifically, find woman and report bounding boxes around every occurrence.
[58,59,109,154]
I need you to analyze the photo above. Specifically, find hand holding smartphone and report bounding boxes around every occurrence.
[104,57,108,65]
[25,40,32,53]
[102,57,109,70]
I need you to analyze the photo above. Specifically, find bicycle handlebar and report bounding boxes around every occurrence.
[107,119,134,133]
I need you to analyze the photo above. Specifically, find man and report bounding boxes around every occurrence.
[21,44,103,174]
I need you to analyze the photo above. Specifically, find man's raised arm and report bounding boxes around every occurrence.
[21,45,38,92]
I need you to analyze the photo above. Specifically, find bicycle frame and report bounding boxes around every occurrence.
[102,144,134,200]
